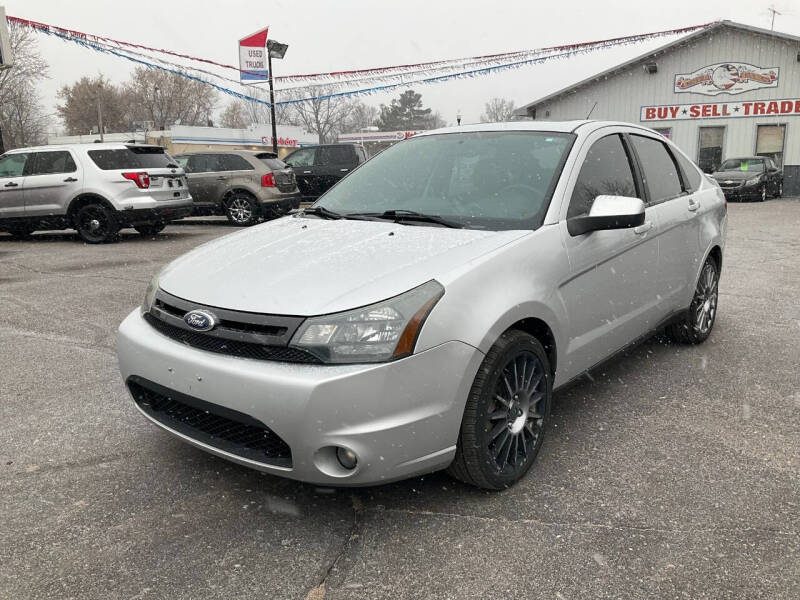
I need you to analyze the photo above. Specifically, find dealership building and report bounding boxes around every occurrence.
[516,21,800,195]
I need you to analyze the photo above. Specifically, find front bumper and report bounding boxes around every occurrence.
[718,183,762,201]
[117,309,483,486]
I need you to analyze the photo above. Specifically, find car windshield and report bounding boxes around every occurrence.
[315,131,574,231]
[718,158,764,172]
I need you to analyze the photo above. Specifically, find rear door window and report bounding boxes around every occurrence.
[630,135,683,203]
[30,151,77,175]
[568,134,638,219]
[220,154,255,171]
[88,146,175,170]
[318,145,355,166]
[0,153,30,178]
[673,150,702,193]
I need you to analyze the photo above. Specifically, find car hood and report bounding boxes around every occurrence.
[158,216,529,315]
[711,170,757,181]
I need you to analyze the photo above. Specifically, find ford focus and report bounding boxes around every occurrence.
[117,121,726,490]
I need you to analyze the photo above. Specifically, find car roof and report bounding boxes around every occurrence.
[4,143,162,153]
[174,149,278,156]
[721,156,766,161]
[414,120,663,138]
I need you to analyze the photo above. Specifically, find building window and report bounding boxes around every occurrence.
[653,128,671,140]
[697,126,725,173]
[755,124,786,168]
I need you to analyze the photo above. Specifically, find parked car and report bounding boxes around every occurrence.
[0,144,192,243]
[173,150,300,226]
[118,121,727,490]
[710,156,783,201]
[282,143,367,202]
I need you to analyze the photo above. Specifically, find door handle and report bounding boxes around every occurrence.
[64,177,78,182]
[4,182,18,188]
[340,168,349,172]
[633,220,653,235]
[216,176,228,180]
[302,170,312,174]
[688,198,700,212]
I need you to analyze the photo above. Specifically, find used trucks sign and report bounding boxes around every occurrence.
[239,27,269,81]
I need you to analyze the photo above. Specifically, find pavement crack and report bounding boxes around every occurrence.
[305,493,365,600]
[371,507,798,537]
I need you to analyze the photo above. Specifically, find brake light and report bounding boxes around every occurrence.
[122,172,150,189]
[261,172,275,187]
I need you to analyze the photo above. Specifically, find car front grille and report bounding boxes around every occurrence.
[144,312,321,363]
[144,289,321,364]
[128,377,292,467]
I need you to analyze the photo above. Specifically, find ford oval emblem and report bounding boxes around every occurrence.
[183,309,217,332]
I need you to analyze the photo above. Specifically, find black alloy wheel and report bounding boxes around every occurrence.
[760,185,767,202]
[75,203,120,244]
[134,221,166,236]
[774,181,783,198]
[665,256,719,344]
[448,330,552,490]
[225,193,260,226]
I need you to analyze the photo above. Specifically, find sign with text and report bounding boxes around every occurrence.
[641,99,800,122]
[239,27,269,82]
[674,62,778,96]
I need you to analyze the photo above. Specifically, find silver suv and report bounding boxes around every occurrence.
[118,121,727,489]
[173,150,300,226]
[0,143,193,243]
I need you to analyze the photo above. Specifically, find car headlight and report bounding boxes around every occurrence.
[745,177,761,186]
[141,270,161,315]
[290,280,445,363]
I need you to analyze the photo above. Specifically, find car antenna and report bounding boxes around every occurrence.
[585,102,598,119]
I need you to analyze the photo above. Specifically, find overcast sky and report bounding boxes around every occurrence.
[4,0,799,133]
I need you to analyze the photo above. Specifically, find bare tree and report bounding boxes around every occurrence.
[290,88,356,143]
[122,67,218,130]
[219,101,248,129]
[480,97,516,123]
[57,75,125,135]
[0,26,49,149]
[342,102,379,132]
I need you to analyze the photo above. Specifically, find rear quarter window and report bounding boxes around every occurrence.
[87,147,175,170]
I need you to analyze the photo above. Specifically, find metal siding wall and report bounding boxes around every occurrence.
[536,28,800,191]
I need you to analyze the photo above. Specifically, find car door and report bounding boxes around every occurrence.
[0,152,29,219]
[558,131,661,378]
[627,134,700,315]
[283,147,317,197]
[315,145,358,194]
[23,150,82,217]
[766,158,781,194]
[183,154,218,204]
[219,153,256,190]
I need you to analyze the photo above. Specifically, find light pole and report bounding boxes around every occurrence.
[359,125,379,150]
[266,39,289,155]
[456,109,462,126]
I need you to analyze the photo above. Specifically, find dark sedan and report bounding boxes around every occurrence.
[711,156,783,202]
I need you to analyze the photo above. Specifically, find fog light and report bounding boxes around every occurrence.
[336,447,358,470]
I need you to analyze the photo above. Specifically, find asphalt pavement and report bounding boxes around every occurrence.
[1,201,798,599]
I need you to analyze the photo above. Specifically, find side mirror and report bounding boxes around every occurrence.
[567,195,645,237]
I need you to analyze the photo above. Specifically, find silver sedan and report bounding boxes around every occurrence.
[117,120,726,489]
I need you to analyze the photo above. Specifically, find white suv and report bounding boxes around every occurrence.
[0,143,193,243]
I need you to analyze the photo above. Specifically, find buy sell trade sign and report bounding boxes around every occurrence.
[641,99,800,122]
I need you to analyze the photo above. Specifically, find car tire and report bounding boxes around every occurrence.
[74,203,120,244]
[759,185,767,202]
[134,221,166,236]
[224,193,260,226]
[447,330,552,490]
[665,256,719,345]
[774,181,783,198]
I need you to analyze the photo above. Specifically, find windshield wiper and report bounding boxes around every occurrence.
[302,206,343,220]
[348,209,464,229]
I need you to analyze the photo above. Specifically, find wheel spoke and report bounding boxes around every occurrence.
[526,371,543,394]
[492,430,511,460]
[502,374,514,398]
[500,432,513,467]
[488,421,507,442]
[494,394,510,408]
[488,409,507,421]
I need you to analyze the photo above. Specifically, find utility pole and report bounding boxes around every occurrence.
[768,6,781,30]
[95,81,104,142]
[268,50,277,154]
